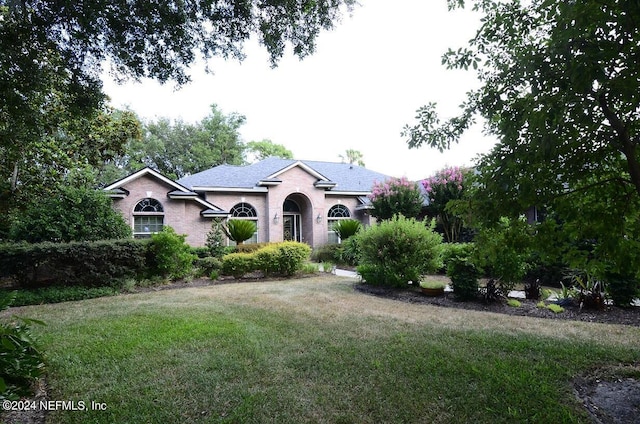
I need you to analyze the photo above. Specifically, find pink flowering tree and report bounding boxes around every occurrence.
[422,166,468,242]
[369,177,424,221]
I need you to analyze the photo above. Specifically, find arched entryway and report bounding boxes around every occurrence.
[282,194,313,244]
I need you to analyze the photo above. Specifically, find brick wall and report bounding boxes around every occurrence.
[110,167,372,248]
[110,174,212,246]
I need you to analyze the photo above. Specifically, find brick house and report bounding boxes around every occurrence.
[104,157,392,247]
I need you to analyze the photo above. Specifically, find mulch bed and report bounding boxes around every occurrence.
[354,283,640,327]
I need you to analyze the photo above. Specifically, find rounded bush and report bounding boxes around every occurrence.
[274,241,312,276]
[221,252,255,278]
[222,242,311,278]
[356,215,443,288]
[148,227,196,279]
[194,256,222,277]
[254,245,281,276]
[448,257,480,301]
[439,242,474,274]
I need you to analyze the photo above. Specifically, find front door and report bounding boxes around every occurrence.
[283,214,301,242]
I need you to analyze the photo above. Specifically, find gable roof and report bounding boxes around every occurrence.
[177,157,392,193]
[104,167,228,216]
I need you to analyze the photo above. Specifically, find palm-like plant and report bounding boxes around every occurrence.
[332,219,362,241]
[223,219,257,245]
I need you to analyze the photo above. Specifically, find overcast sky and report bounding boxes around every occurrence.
[103,0,497,181]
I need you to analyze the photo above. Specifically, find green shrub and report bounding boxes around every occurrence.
[254,245,280,276]
[604,271,639,307]
[9,286,119,306]
[356,215,443,288]
[0,292,45,400]
[9,186,131,243]
[447,257,480,301]
[221,253,255,278]
[148,227,196,279]
[190,246,210,258]
[0,240,148,288]
[312,244,341,263]
[473,217,533,294]
[205,221,227,258]
[339,237,361,266]
[222,242,312,278]
[332,219,362,240]
[194,257,222,277]
[235,242,270,253]
[440,242,474,274]
[273,241,312,276]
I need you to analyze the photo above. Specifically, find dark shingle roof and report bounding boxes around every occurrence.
[177,157,393,193]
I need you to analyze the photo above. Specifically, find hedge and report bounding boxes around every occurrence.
[0,240,148,288]
[222,242,312,278]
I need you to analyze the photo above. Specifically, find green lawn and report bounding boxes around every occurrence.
[9,275,640,423]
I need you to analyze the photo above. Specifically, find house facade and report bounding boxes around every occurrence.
[104,157,392,248]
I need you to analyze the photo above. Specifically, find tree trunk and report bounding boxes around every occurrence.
[10,161,19,192]
[597,92,640,196]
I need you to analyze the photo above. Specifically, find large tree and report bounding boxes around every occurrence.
[339,149,365,167]
[403,1,640,278]
[246,139,294,162]
[0,105,141,238]
[134,104,246,179]
[1,0,355,195]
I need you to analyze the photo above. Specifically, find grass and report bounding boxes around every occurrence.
[6,275,640,423]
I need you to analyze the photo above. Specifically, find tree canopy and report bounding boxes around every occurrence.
[339,149,365,167]
[98,104,246,182]
[9,183,131,243]
[1,0,355,208]
[404,0,640,277]
[246,139,294,162]
[142,104,245,179]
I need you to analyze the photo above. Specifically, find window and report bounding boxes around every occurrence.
[230,202,257,218]
[133,198,164,238]
[283,199,300,213]
[327,204,351,244]
[229,202,258,244]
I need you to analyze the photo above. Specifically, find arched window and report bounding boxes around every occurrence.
[230,202,257,218]
[133,198,164,238]
[229,202,258,244]
[283,199,300,213]
[327,204,352,244]
[328,204,351,219]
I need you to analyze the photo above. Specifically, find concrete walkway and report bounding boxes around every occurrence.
[334,268,359,278]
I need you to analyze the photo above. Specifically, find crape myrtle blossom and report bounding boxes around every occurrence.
[421,166,467,242]
[422,166,465,198]
[368,176,423,221]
